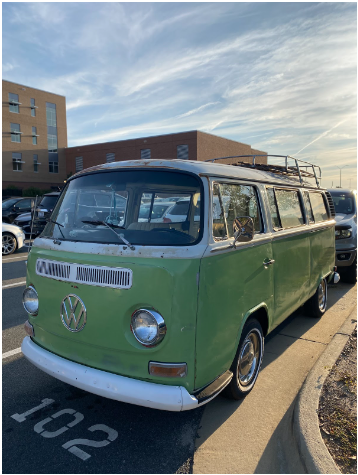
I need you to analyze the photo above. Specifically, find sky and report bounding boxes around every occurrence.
[2,2,357,189]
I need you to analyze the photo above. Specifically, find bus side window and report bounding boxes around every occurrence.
[303,191,314,224]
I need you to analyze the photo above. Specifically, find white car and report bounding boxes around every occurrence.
[162,199,201,223]
[138,202,175,223]
[2,223,25,256]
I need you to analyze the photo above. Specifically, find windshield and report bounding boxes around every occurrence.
[39,195,58,210]
[42,170,203,246]
[2,199,19,209]
[330,191,356,215]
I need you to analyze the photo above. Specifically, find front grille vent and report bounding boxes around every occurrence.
[36,259,132,289]
[324,191,336,218]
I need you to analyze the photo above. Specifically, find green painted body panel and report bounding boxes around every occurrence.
[195,241,274,390]
[26,246,200,393]
[310,226,336,287]
[194,226,335,391]
[271,233,310,326]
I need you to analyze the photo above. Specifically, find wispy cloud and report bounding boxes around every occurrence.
[2,2,357,188]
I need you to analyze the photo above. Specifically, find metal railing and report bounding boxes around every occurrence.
[205,154,322,188]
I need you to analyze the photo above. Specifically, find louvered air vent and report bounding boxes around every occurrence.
[36,259,132,289]
[324,191,336,218]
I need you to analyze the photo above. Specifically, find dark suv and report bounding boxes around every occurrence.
[13,192,60,237]
[2,197,35,224]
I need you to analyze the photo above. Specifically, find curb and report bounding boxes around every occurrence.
[294,306,357,474]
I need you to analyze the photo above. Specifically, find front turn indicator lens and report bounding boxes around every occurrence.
[149,362,187,378]
[22,286,39,316]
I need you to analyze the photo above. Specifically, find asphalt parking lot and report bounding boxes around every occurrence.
[2,246,204,474]
[2,246,357,474]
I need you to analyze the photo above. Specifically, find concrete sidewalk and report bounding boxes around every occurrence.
[193,283,357,474]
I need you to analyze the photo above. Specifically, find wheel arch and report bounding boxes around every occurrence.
[232,303,270,363]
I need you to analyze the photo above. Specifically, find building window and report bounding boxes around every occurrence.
[46,102,57,127]
[12,152,23,171]
[141,149,151,159]
[49,162,59,173]
[76,157,83,172]
[31,98,36,117]
[33,155,39,172]
[9,93,20,113]
[177,144,189,160]
[47,134,58,152]
[32,126,37,145]
[106,153,115,163]
[10,123,21,143]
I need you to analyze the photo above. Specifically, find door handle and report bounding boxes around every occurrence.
[263,259,275,266]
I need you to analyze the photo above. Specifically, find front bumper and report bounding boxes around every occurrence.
[21,336,199,412]
[335,248,356,267]
[16,232,25,250]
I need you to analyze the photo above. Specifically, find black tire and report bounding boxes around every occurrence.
[339,258,357,284]
[223,319,264,400]
[2,232,17,256]
[305,278,327,318]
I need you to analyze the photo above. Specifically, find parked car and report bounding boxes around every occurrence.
[2,197,35,224]
[328,188,357,283]
[13,192,60,237]
[162,198,201,223]
[2,223,25,255]
[22,156,338,412]
[138,202,175,222]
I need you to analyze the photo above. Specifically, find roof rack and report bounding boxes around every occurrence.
[205,154,322,188]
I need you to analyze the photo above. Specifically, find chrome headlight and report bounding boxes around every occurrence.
[131,309,166,346]
[335,228,352,240]
[22,286,39,316]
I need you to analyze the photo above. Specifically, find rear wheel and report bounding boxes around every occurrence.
[2,232,17,256]
[224,319,264,400]
[305,278,327,318]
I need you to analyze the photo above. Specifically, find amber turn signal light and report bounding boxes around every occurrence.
[24,320,35,337]
[149,362,187,378]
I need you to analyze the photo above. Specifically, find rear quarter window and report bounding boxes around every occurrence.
[309,192,328,222]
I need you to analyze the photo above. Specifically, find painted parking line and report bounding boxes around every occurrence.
[3,281,26,289]
[2,347,22,359]
[2,255,28,262]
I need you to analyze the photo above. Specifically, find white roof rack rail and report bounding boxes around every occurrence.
[205,154,322,188]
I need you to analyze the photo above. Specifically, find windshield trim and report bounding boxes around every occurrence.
[43,168,205,247]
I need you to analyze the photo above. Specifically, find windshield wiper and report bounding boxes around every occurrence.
[47,218,65,239]
[81,220,135,250]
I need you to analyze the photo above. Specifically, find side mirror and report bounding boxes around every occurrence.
[233,217,254,246]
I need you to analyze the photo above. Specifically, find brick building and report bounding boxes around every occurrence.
[66,130,267,176]
[2,80,67,192]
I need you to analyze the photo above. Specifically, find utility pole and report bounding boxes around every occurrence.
[336,165,348,188]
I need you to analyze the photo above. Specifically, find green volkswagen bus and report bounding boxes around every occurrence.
[21,156,338,411]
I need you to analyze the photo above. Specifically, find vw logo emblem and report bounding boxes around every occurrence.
[60,294,87,332]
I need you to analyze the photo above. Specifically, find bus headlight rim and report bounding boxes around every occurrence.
[22,285,39,316]
[131,309,166,347]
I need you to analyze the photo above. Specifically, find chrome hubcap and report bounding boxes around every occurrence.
[238,331,261,386]
[318,279,327,311]
[2,235,16,255]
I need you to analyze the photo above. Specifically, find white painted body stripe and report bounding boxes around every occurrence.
[3,347,22,359]
[21,337,199,412]
[3,281,26,289]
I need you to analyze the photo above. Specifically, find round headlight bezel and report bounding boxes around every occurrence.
[22,285,39,316]
[131,309,166,347]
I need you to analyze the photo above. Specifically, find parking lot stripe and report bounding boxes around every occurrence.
[2,281,26,289]
[2,255,28,262]
[2,347,22,359]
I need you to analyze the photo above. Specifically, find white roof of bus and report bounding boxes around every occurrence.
[71,159,323,190]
